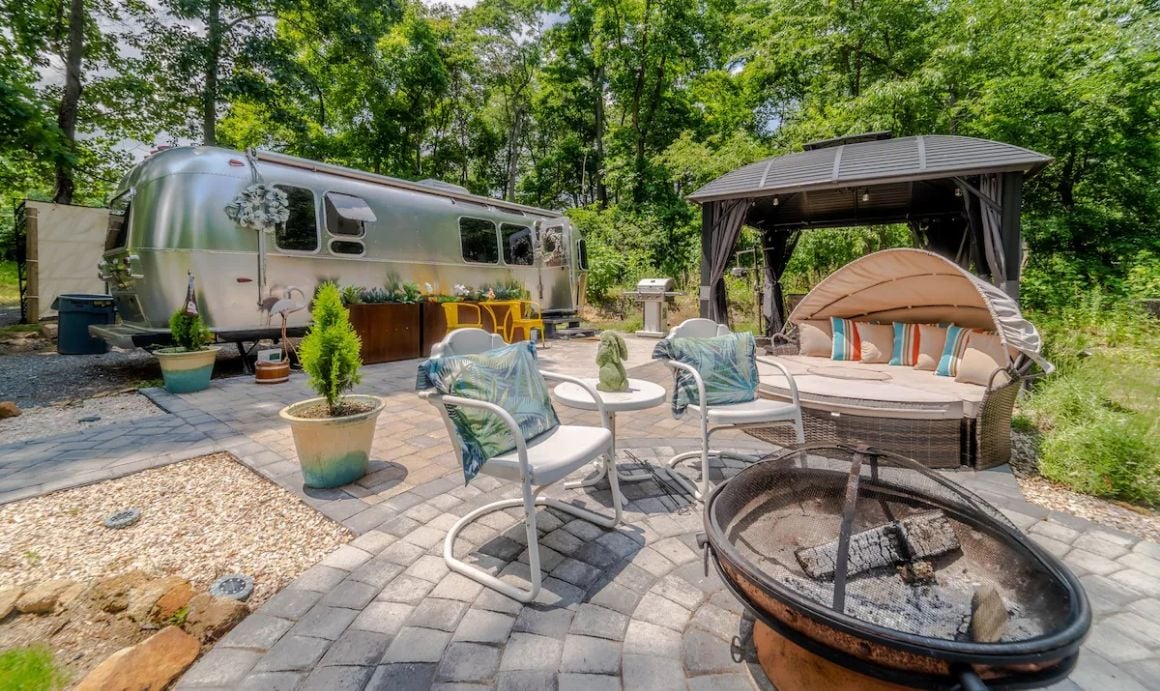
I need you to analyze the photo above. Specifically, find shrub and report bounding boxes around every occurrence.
[0,646,69,690]
[299,283,363,415]
[168,310,211,351]
[1022,295,1159,506]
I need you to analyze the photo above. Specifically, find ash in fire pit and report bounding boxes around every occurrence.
[704,444,1090,689]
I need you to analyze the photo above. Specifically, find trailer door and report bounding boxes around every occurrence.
[537,219,572,312]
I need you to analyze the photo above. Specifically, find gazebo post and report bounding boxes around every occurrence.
[699,201,715,319]
[999,173,1024,303]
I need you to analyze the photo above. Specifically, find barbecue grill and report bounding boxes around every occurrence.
[702,444,1090,690]
[624,278,681,338]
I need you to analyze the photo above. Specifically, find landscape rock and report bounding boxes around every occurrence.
[0,587,23,619]
[0,401,21,419]
[92,570,152,613]
[57,582,88,610]
[39,322,58,339]
[126,576,187,623]
[16,579,75,614]
[74,625,200,691]
[153,580,195,621]
[184,593,248,641]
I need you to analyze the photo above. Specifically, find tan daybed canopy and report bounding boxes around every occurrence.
[787,248,1050,372]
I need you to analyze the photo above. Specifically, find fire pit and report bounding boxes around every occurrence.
[703,444,1089,690]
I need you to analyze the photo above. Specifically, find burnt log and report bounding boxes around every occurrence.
[970,585,1010,642]
[796,511,960,580]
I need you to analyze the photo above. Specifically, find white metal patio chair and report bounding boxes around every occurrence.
[660,318,805,501]
[419,329,624,603]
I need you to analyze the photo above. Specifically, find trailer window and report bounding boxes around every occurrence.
[329,240,365,256]
[105,195,131,250]
[274,185,318,252]
[576,238,588,270]
[324,192,375,237]
[460,218,499,264]
[501,223,534,265]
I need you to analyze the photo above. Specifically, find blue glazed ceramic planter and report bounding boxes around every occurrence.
[280,395,386,489]
[156,346,220,394]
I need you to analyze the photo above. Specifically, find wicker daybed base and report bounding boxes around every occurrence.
[752,342,1021,470]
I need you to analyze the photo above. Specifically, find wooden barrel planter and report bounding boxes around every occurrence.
[348,303,421,364]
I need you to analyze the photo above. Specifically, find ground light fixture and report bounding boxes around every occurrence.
[103,508,141,529]
[210,574,254,601]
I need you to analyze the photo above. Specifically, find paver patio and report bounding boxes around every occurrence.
[1,336,1156,689]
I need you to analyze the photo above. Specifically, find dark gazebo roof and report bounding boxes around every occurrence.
[689,135,1051,203]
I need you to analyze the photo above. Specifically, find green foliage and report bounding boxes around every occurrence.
[339,285,364,306]
[1021,296,1160,506]
[168,310,211,352]
[0,645,69,691]
[0,260,19,304]
[299,283,363,415]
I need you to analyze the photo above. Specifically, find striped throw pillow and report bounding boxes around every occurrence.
[830,317,861,361]
[936,325,973,377]
[889,322,920,366]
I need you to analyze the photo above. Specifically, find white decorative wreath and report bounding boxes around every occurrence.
[224,183,290,232]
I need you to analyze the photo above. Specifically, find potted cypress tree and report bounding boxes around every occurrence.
[155,274,220,393]
[280,283,385,488]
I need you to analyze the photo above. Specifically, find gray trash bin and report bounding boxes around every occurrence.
[51,294,115,354]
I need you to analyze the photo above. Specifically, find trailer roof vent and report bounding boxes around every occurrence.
[417,178,471,194]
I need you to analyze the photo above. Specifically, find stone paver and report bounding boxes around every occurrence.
[0,336,1150,690]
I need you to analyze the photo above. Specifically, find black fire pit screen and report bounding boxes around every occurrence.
[703,444,1090,689]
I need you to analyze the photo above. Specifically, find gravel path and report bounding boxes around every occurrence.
[0,452,350,607]
[0,345,247,408]
[0,392,166,445]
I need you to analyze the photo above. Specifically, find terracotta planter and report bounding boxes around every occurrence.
[280,394,385,488]
[348,303,421,364]
[420,301,450,356]
[155,346,220,394]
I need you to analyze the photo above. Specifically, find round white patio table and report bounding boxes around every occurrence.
[552,378,667,494]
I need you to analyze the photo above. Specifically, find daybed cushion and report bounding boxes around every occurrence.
[956,331,1011,388]
[890,322,920,366]
[798,320,833,357]
[856,322,893,364]
[915,324,947,371]
[757,355,987,420]
[936,325,972,377]
[830,317,861,361]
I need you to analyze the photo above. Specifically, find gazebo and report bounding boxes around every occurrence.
[687,132,1052,333]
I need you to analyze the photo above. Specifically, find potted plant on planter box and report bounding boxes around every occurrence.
[155,274,220,393]
[345,279,422,364]
[280,283,385,488]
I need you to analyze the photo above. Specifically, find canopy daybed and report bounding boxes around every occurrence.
[749,248,1049,469]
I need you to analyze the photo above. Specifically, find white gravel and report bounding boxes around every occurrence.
[0,453,350,606]
[0,392,166,445]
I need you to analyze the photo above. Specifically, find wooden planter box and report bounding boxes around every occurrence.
[420,301,450,357]
[348,303,421,364]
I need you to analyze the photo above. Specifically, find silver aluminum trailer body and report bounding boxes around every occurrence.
[96,146,586,345]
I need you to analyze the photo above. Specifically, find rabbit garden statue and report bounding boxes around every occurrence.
[596,331,629,392]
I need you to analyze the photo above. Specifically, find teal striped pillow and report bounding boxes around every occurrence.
[936,325,972,377]
[830,317,861,361]
[889,322,920,366]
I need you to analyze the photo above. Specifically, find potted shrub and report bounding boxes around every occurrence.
[154,278,220,393]
[280,283,385,488]
[346,280,422,363]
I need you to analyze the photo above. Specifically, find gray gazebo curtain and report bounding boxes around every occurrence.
[761,229,800,335]
[978,174,1007,284]
[704,198,749,323]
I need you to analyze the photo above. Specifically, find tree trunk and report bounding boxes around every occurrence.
[53,0,86,205]
[593,64,608,207]
[505,108,522,200]
[202,0,222,146]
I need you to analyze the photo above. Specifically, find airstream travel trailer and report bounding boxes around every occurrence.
[92,147,587,348]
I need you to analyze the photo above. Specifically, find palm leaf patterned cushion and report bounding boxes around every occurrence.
[653,332,758,418]
[417,341,559,483]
